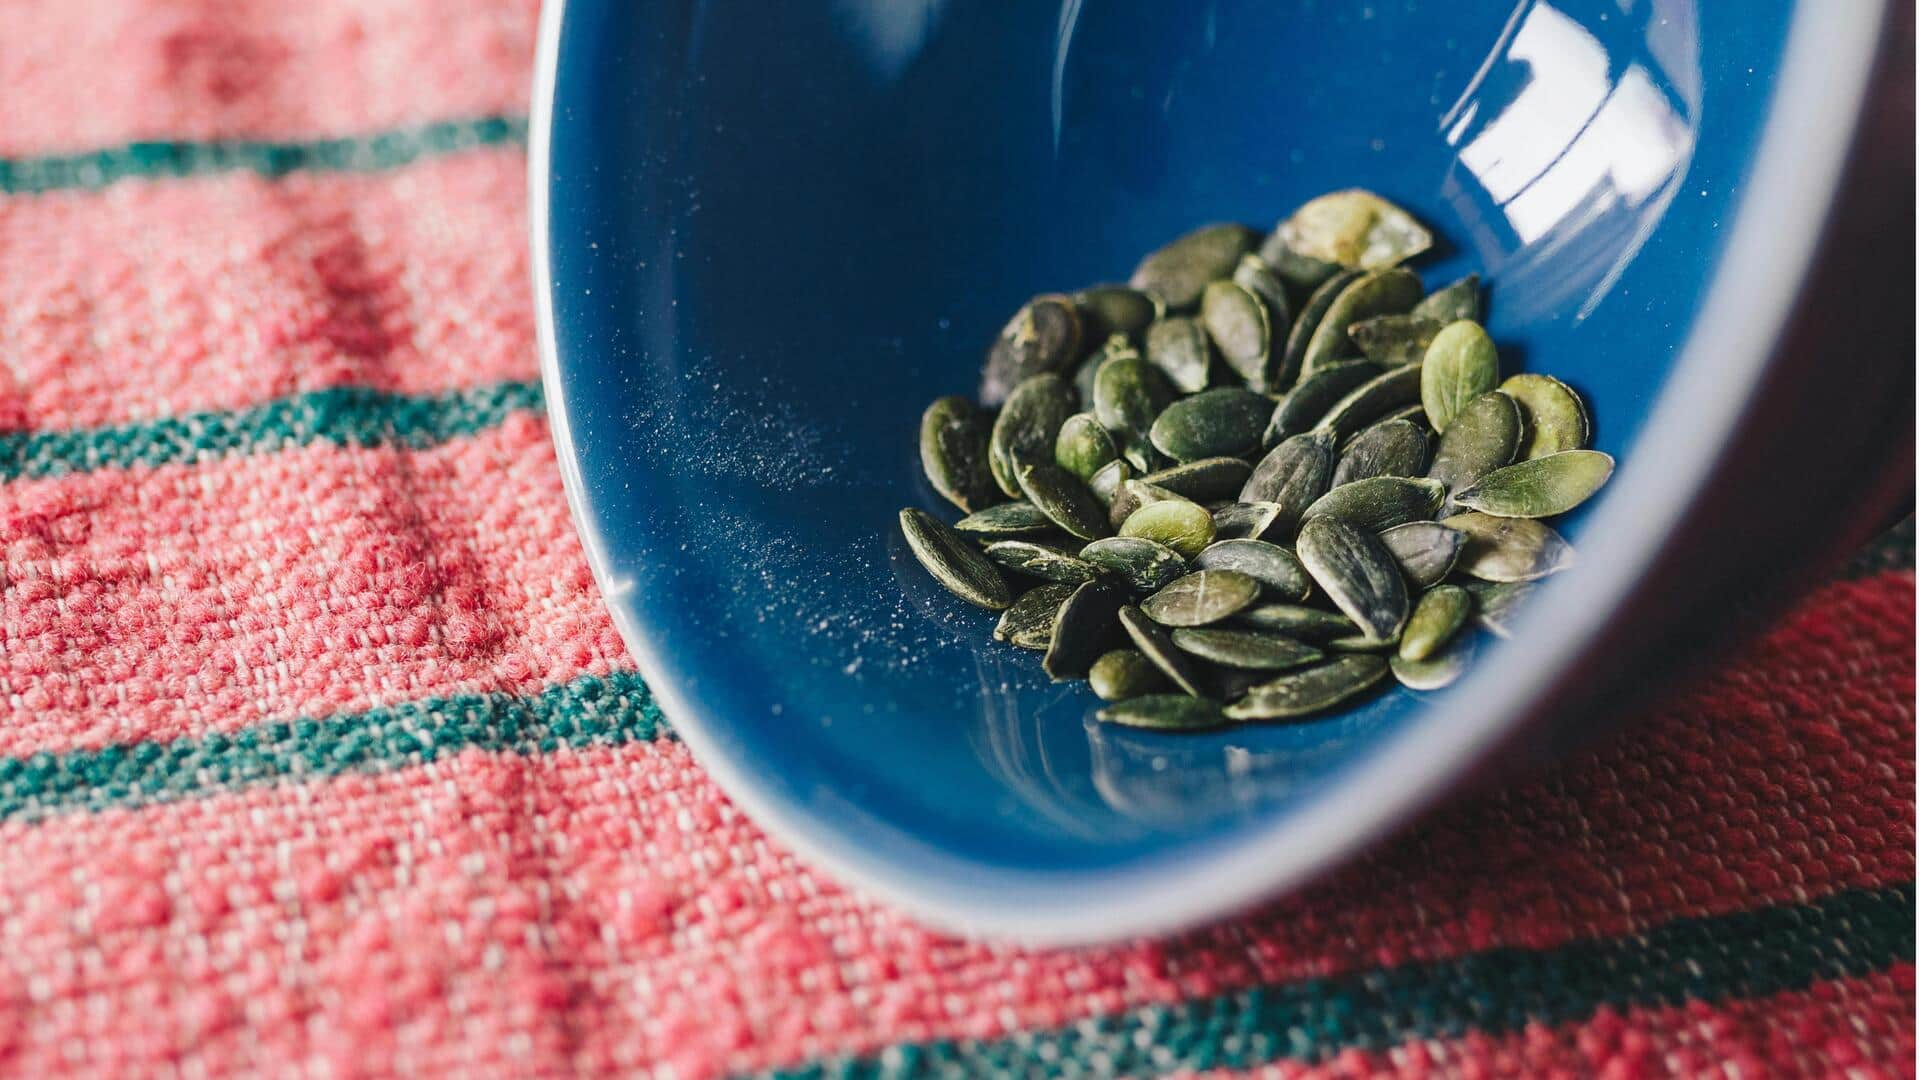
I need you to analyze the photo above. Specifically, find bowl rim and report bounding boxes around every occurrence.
[529,0,1890,944]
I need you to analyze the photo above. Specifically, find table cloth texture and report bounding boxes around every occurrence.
[0,2,1911,1076]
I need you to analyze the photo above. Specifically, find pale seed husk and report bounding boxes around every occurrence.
[1280,269,1363,384]
[1148,387,1271,463]
[1348,313,1443,367]
[1119,498,1216,559]
[1400,584,1471,661]
[1054,413,1119,481]
[1264,359,1383,446]
[1419,320,1499,434]
[1139,457,1253,503]
[918,396,999,512]
[1411,274,1481,324]
[1441,512,1576,582]
[1391,634,1474,690]
[1192,539,1311,601]
[1140,569,1263,627]
[1295,515,1409,641]
[1300,267,1425,379]
[899,508,1014,610]
[1452,450,1614,518]
[1465,580,1536,638]
[1017,462,1112,541]
[1092,352,1176,449]
[1171,627,1323,670]
[1427,390,1522,499]
[1276,189,1432,270]
[1314,363,1424,442]
[1079,536,1188,592]
[1200,280,1279,391]
[1233,604,1357,640]
[990,373,1078,497]
[1377,521,1466,588]
[1257,232,1346,293]
[1223,654,1390,720]
[1107,479,1183,531]
[1500,373,1591,459]
[1097,693,1228,730]
[1117,605,1208,696]
[1331,418,1430,486]
[953,500,1056,539]
[1043,580,1129,679]
[994,583,1077,647]
[1086,458,1133,505]
[1232,254,1294,334]
[1128,223,1258,310]
[1075,285,1162,344]
[1088,648,1168,701]
[1210,502,1285,542]
[981,294,1083,406]
[1302,476,1446,531]
[1241,430,1337,540]
[1144,316,1214,395]
[984,540,1100,584]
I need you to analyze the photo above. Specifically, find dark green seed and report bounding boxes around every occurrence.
[1348,314,1443,367]
[1210,502,1284,542]
[1193,539,1311,601]
[1139,457,1253,503]
[1140,569,1262,627]
[1092,353,1175,449]
[990,373,1078,497]
[1075,285,1162,344]
[1241,429,1337,540]
[953,500,1056,539]
[1200,280,1279,391]
[1314,363,1424,442]
[1275,189,1433,270]
[1233,603,1357,640]
[918,396,998,513]
[1097,694,1228,730]
[981,294,1083,406]
[1043,580,1129,679]
[1264,359,1383,446]
[994,583,1076,647]
[1117,606,1208,696]
[1302,476,1446,531]
[1054,413,1119,481]
[1258,232,1346,293]
[1452,451,1614,518]
[1332,418,1430,486]
[1378,521,1466,588]
[1171,627,1322,670]
[1079,536,1188,592]
[984,540,1100,584]
[1232,254,1294,334]
[1411,274,1481,323]
[1465,580,1537,638]
[1144,317,1213,394]
[1501,373,1592,459]
[899,508,1013,610]
[1419,320,1500,434]
[1106,479,1183,531]
[1400,584,1471,662]
[1087,458,1133,505]
[1017,462,1111,541]
[1075,336,1134,407]
[1148,387,1271,463]
[1223,654,1389,720]
[1442,512,1576,582]
[1128,223,1258,310]
[1295,516,1409,641]
[1428,391,1522,500]
[1391,635,1474,690]
[1280,269,1363,386]
[1119,499,1216,559]
[1088,649,1168,701]
[1300,268,1424,379]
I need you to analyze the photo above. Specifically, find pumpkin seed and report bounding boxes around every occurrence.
[1302,476,1446,531]
[1257,232,1346,293]
[1400,584,1471,661]
[1295,516,1408,641]
[1075,335,1131,406]
[1442,512,1576,582]
[1501,373,1591,459]
[1141,570,1263,627]
[984,540,1100,584]
[1201,280,1279,391]
[990,373,1078,497]
[1139,457,1253,503]
[1092,353,1175,451]
[1043,580,1129,679]
[1232,254,1294,331]
[1280,269,1363,384]
[1149,387,1271,463]
[1075,284,1162,344]
[1079,536,1188,592]
[1233,603,1357,640]
[1210,502,1285,542]
[1326,631,1400,654]
[1314,363,1424,441]
[1452,450,1614,518]
[1088,649,1168,701]
[1411,273,1481,323]
[1087,458,1133,505]
[1465,580,1536,638]
[918,396,998,512]
[899,508,1014,610]
[1348,313,1443,367]
[1017,462,1112,541]
[1107,479,1183,531]
[953,500,1056,539]
[1301,268,1424,378]
[1264,359,1383,446]
[1143,316,1213,394]
[1223,654,1389,720]
[1419,320,1499,434]
[1128,223,1258,310]
[994,583,1076,647]
[1119,498,1216,559]
[1097,694,1227,730]
[1427,391,1521,497]
[1276,189,1432,270]
[1171,627,1323,670]
[982,294,1083,405]
[1378,521,1466,588]
[1391,635,1474,690]
[1117,605,1208,696]
[1192,539,1311,600]
[1054,413,1119,481]
[1332,418,1430,486]
[1241,430,1337,539]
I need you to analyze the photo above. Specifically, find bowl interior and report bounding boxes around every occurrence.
[538,0,1804,933]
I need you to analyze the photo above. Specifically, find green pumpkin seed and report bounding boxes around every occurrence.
[1411,273,1481,323]
[1452,450,1614,518]
[1465,580,1536,638]
[1128,223,1258,310]
[1086,458,1133,505]
[1377,521,1466,588]
[1276,189,1432,270]
[1088,649,1168,701]
[1400,584,1471,661]
[1295,516,1408,641]
[1441,512,1576,582]
[1326,631,1400,654]
[1301,268,1425,379]
[1075,285,1162,344]
[990,373,1078,497]
[953,500,1056,539]
[1148,387,1271,463]
[899,508,1014,610]
[1076,335,1133,406]
[984,540,1100,584]
[1314,363,1424,442]
[1348,314,1443,367]
[1107,479,1183,531]
[982,294,1083,405]
[1210,502,1284,542]
[1017,462,1112,541]
[1079,536,1188,592]
[1138,457,1253,503]
[1054,413,1119,481]
[1501,373,1591,459]
[918,396,998,513]
[1141,569,1263,627]
[1201,280,1280,391]
[1280,269,1363,384]
[1332,418,1430,486]
[1233,604,1357,640]
[1171,627,1323,670]
[1097,694,1227,730]
[1419,320,1499,434]
[1302,476,1446,531]
[1043,580,1129,679]
[1427,391,1522,498]
[1119,498,1216,559]
[1143,316,1214,394]
[1223,654,1389,720]
[1092,353,1175,452]
[1192,539,1311,600]
[1117,605,1208,696]
[1241,430,1337,538]
[994,583,1077,648]
[1232,254,1294,333]
[1257,232,1346,293]
[1391,635,1474,690]
[1264,359,1383,446]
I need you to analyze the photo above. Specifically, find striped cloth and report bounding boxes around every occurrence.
[0,3,1910,1076]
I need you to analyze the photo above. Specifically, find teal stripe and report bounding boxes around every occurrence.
[759,883,1914,1079]
[0,379,543,482]
[0,114,527,195]
[0,671,665,822]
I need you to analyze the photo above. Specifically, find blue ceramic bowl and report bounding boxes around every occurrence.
[532,0,1909,942]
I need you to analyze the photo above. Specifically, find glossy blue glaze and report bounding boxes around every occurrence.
[534,0,1881,939]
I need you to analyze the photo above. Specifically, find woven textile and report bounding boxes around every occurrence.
[0,3,1912,1076]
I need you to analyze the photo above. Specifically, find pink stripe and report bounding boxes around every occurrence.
[0,0,537,156]
[0,150,531,431]
[0,416,628,755]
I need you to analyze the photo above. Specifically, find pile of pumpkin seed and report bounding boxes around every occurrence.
[900,189,1613,731]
